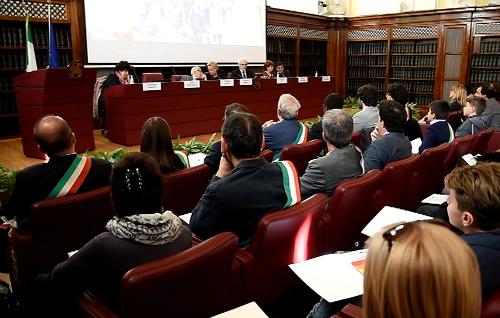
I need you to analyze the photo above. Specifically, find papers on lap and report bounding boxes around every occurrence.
[411,138,422,154]
[361,206,432,237]
[179,213,191,224]
[421,193,449,205]
[212,302,268,318]
[289,249,366,303]
[188,153,207,167]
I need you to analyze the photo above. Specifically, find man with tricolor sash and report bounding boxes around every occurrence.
[262,94,308,160]
[190,113,301,245]
[4,116,111,231]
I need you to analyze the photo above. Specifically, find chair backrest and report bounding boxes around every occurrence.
[117,232,243,318]
[470,128,494,155]
[162,164,211,215]
[141,72,163,83]
[415,142,451,200]
[170,74,183,82]
[237,194,329,304]
[419,122,430,137]
[482,287,500,318]
[318,169,382,255]
[10,186,114,289]
[279,139,323,175]
[259,148,274,163]
[447,110,462,131]
[339,304,363,318]
[351,131,362,148]
[443,134,475,174]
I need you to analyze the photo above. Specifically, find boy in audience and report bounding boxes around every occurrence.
[445,162,500,300]
[418,100,453,153]
[352,84,379,133]
[455,95,488,137]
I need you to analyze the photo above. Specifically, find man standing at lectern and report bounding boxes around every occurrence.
[3,115,111,231]
[231,58,254,79]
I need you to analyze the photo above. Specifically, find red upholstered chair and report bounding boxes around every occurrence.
[161,164,211,216]
[170,74,183,82]
[443,135,475,174]
[482,287,500,318]
[317,170,382,255]
[279,139,323,175]
[141,72,163,83]
[414,142,451,201]
[419,122,430,137]
[470,128,494,155]
[77,232,244,318]
[9,186,114,291]
[351,131,362,148]
[338,304,363,318]
[489,131,500,152]
[236,194,329,305]
[371,155,421,211]
[259,148,274,163]
[447,110,462,131]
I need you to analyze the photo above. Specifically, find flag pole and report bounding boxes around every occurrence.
[48,0,51,68]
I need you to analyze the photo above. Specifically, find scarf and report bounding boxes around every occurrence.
[106,210,182,245]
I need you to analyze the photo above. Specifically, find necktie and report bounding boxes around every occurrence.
[242,70,246,78]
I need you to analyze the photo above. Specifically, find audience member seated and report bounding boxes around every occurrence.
[308,93,344,141]
[444,162,500,300]
[190,66,207,81]
[274,61,291,77]
[300,110,364,199]
[352,84,379,133]
[204,103,249,172]
[418,100,453,153]
[260,60,275,79]
[140,117,187,174]
[456,95,488,137]
[205,61,226,80]
[474,82,489,99]
[386,82,422,142]
[231,58,254,79]
[363,100,411,171]
[449,83,467,112]
[263,94,307,159]
[482,82,500,127]
[39,152,192,313]
[190,113,301,244]
[307,221,481,318]
[3,115,111,231]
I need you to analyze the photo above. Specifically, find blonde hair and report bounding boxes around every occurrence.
[363,221,481,318]
[450,83,467,107]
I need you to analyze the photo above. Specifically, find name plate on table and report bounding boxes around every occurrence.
[298,76,308,83]
[321,76,331,82]
[239,78,253,86]
[183,80,201,89]
[220,79,235,87]
[142,82,162,91]
[276,77,288,84]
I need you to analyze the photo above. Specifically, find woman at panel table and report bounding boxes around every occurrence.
[260,60,274,79]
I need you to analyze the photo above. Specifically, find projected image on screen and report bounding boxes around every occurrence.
[84,0,266,64]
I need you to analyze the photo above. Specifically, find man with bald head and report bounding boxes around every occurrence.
[4,115,111,231]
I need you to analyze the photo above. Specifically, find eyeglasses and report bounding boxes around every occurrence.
[382,219,450,251]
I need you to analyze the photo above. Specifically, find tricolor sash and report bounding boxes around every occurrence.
[47,155,92,199]
[174,150,190,168]
[447,123,455,143]
[275,160,301,208]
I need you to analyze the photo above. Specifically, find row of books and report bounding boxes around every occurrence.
[469,70,500,84]
[0,97,17,114]
[348,78,386,91]
[349,56,386,66]
[300,56,326,67]
[0,76,14,90]
[413,95,433,106]
[0,26,71,48]
[391,68,435,79]
[391,55,435,67]
[471,55,500,68]
[348,67,385,78]
[0,51,72,69]
[266,54,294,67]
[300,41,327,55]
[391,41,437,54]
[390,80,434,94]
[266,39,295,54]
[348,42,387,55]
[480,40,500,53]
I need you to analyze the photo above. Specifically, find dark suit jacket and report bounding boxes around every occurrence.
[363,132,412,171]
[231,68,255,79]
[263,119,302,157]
[419,120,452,153]
[205,69,226,80]
[275,70,291,77]
[203,140,222,176]
[190,158,291,242]
[5,154,112,230]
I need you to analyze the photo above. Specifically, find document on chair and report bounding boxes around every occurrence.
[421,193,449,205]
[289,249,366,303]
[411,138,422,154]
[188,153,207,167]
[212,302,268,318]
[179,213,191,224]
[361,206,432,237]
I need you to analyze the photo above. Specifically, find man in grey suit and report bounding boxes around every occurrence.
[300,109,364,199]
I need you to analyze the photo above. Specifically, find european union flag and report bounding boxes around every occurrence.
[48,21,60,68]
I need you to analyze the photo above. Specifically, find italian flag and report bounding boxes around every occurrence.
[25,15,37,72]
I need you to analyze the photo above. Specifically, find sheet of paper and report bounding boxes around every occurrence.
[411,138,422,154]
[276,77,288,84]
[239,79,253,86]
[179,213,191,224]
[298,76,308,83]
[462,153,477,166]
[220,79,235,87]
[184,80,201,89]
[212,302,268,318]
[142,82,161,91]
[421,193,449,205]
[361,206,432,237]
[188,153,207,167]
[289,250,366,303]
[321,76,331,82]
[68,250,79,257]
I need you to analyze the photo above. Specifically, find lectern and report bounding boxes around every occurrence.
[14,68,97,159]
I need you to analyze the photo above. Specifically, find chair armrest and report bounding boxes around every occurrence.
[339,303,363,318]
[77,291,118,318]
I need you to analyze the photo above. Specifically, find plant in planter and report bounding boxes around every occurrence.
[0,164,17,211]
[173,133,217,154]
[304,116,322,129]
[84,148,126,164]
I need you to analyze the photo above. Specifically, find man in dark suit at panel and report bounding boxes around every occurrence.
[231,58,255,79]
[4,115,112,231]
[363,100,412,171]
[275,61,291,77]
